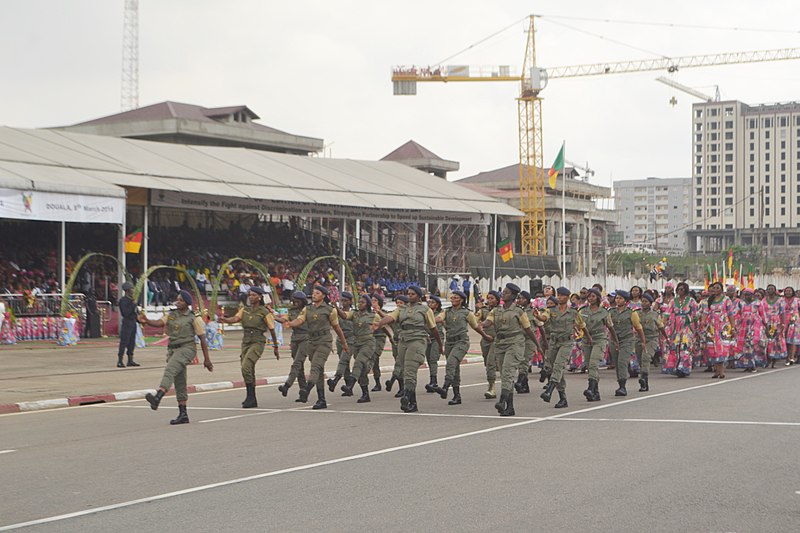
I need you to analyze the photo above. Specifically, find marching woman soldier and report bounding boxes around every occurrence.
[424,295,445,393]
[278,285,349,409]
[218,286,279,408]
[539,287,591,408]
[432,290,493,405]
[371,286,443,413]
[278,292,311,398]
[369,294,389,391]
[580,288,617,402]
[385,295,408,396]
[480,283,540,417]
[608,290,646,396]
[339,294,380,402]
[476,290,501,399]
[514,291,538,394]
[141,290,213,425]
[328,291,356,394]
[637,293,669,391]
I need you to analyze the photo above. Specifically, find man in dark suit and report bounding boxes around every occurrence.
[117,282,140,368]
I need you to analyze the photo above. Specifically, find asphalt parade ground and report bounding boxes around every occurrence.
[2,343,800,532]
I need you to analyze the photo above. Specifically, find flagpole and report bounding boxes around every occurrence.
[491,214,498,289]
[561,141,567,280]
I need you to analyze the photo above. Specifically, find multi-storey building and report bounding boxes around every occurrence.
[614,177,691,253]
[687,100,800,256]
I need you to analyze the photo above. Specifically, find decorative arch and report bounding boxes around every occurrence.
[209,257,277,320]
[60,253,133,316]
[297,255,358,298]
[133,265,205,316]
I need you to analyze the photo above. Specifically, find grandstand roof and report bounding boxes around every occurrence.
[0,127,521,223]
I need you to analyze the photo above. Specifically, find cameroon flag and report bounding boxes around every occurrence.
[548,142,565,190]
[124,229,143,254]
[497,238,513,263]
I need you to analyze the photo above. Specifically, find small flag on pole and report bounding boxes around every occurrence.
[497,238,513,263]
[728,247,734,273]
[124,229,143,254]
[548,142,565,190]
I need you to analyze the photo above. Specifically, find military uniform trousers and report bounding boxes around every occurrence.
[307,336,333,385]
[609,336,635,381]
[159,343,197,402]
[240,340,265,385]
[583,338,608,381]
[480,339,497,381]
[335,341,353,379]
[496,338,526,393]
[399,338,427,393]
[391,340,403,378]
[287,339,310,386]
[637,336,659,374]
[443,335,470,386]
[547,339,573,392]
[370,337,387,378]
[349,339,376,386]
[426,340,441,379]
[522,338,537,372]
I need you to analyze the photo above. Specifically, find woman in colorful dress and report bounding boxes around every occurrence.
[734,288,764,372]
[782,286,800,365]
[697,281,737,379]
[663,282,699,377]
[760,284,787,368]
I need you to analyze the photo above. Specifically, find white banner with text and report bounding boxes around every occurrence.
[0,188,125,224]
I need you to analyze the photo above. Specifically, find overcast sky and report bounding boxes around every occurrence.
[1,0,799,190]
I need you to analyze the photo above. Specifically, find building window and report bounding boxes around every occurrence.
[780,116,788,127]
[710,109,718,117]
[726,197,733,205]
[750,208,755,216]
[725,186,733,194]
[725,175,733,183]
[696,209,702,217]
[696,199,702,206]
[725,120,733,129]
[725,131,733,140]
[695,109,703,118]
[764,118,772,128]
[710,209,718,217]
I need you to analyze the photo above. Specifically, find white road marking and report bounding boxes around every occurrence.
[554,417,800,427]
[303,408,544,421]
[0,449,15,455]
[0,367,788,531]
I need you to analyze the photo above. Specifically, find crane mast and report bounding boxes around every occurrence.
[517,16,546,255]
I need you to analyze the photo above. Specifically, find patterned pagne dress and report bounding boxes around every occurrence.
[734,300,764,369]
[698,296,735,365]
[783,297,800,346]
[662,296,699,377]
[760,297,787,360]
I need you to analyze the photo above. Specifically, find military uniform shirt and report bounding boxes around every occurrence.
[580,306,613,342]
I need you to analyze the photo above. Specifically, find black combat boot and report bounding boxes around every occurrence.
[385,375,397,392]
[540,381,557,403]
[425,375,438,393]
[341,375,357,396]
[126,357,140,367]
[403,390,418,413]
[518,373,530,393]
[554,390,568,409]
[145,389,164,410]
[394,378,405,398]
[327,374,343,392]
[312,384,327,410]
[638,373,649,392]
[500,391,515,416]
[117,355,125,368]
[242,383,258,408]
[591,379,601,402]
[278,382,291,397]
[514,373,525,392]
[371,377,382,392]
[583,379,593,401]
[169,405,189,425]
[615,379,627,397]
[357,384,371,403]
[448,386,461,405]
[495,390,508,414]
[297,381,314,403]
[434,378,452,399]
[539,367,550,383]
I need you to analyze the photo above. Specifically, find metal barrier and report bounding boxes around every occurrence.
[0,293,86,318]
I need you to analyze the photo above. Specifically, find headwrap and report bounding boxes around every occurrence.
[178,290,193,306]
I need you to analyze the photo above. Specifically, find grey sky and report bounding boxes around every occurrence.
[1,0,799,189]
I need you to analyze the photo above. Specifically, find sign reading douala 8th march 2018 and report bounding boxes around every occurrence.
[0,188,125,224]
[150,190,491,225]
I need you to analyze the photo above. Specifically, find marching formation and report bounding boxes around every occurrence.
[139,280,800,423]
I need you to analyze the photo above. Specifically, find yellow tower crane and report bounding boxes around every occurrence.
[392,15,800,256]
